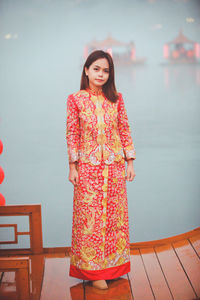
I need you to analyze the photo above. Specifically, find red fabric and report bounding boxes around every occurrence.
[66,89,136,164]
[68,160,131,280]
[69,261,130,280]
[66,89,136,281]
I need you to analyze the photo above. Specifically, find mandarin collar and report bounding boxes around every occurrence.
[86,87,104,96]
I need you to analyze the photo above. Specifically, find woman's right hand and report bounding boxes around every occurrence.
[68,162,79,186]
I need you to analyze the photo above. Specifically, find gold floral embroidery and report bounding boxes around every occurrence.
[101,227,106,236]
[90,95,98,102]
[81,262,93,270]
[95,107,105,116]
[98,123,106,130]
[122,169,126,177]
[102,197,107,206]
[83,184,97,204]
[99,241,105,252]
[80,246,96,262]
[71,254,79,265]
[102,167,108,178]
[116,257,125,265]
[117,215,124,228]
[102,183,108,192]
[98,95,105,103]
[102,212,106,223]
[103,259,108,268]
[116,237,127,254]
[94,149,102,161]
[113,138,123,153]
[115,154,123,162]
[103,149,110,160]
[97,133,106,145]
[120,188,125,194]
[83,209,95,235]
[93,255,102,264]
[109,253,116,260]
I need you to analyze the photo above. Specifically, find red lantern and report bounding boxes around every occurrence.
[0,140,3,154]
[131,47,135,60]
[0,166,5,184]
[106,48,112,57]
[194,43,200,58]
[163,44,169,59]
[83,46,88,59]
[0,193,5,206]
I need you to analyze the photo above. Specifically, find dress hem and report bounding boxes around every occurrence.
[69,261,130,280]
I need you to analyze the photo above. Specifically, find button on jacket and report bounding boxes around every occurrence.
[66,88,136,165]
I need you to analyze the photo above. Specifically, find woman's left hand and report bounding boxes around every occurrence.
[126,159,136,181]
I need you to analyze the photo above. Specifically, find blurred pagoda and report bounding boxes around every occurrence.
[163,30,200,64]
[83,34,146,66]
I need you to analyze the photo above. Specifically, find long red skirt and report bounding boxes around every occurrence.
[69,158,131,280]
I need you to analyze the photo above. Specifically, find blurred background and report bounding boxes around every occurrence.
[0,0,200,249]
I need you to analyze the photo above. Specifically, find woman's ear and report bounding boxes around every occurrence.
[84,67,88,76]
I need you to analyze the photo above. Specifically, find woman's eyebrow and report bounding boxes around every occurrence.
[94,65,109,70]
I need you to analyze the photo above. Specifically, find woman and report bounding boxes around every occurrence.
[66,50,136,290]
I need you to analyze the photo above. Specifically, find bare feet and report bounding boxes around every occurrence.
[92,280,108,289]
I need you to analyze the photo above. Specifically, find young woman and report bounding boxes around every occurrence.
[66,50,136,290]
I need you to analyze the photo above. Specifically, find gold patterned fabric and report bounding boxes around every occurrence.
[66,89,136,165]
[66,88,136,280]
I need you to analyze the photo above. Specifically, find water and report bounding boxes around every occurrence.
[0,0,200,248]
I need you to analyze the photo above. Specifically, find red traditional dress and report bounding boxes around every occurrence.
[66,88,136,280]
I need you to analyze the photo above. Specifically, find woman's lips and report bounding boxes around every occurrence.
[96,79,104,82]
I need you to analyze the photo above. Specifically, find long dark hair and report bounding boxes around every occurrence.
[80,50,119,103]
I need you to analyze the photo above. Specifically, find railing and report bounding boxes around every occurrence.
[0,204,43,255]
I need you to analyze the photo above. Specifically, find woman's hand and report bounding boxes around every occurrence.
[69,162,79,186]
[126,159,136,182]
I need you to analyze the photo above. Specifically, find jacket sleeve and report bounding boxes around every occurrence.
[117,92,136,161]
[66,94,80,163]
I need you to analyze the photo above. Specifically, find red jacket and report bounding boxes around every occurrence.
[66,88,136,165]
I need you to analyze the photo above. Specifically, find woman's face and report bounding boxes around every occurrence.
[85,58,110,90]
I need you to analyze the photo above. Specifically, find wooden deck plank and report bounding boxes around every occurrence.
[189,234,200,257]
[0,272,17,299]
[172,239,200,297]
[129,249,154,300]
[84,274,133,299]
[155,243,196,300]
[40,257,84,300]
[1,272,16,284]
[140,247,173,299]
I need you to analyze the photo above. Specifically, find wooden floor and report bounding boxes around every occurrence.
[0,228,200,300]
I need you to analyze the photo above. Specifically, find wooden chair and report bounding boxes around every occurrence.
[0,257,30,300]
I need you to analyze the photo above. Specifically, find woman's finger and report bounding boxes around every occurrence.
[129,171,135,181]
[69,177,76,186]
[127,171,131,181]
[74,175,79,186]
